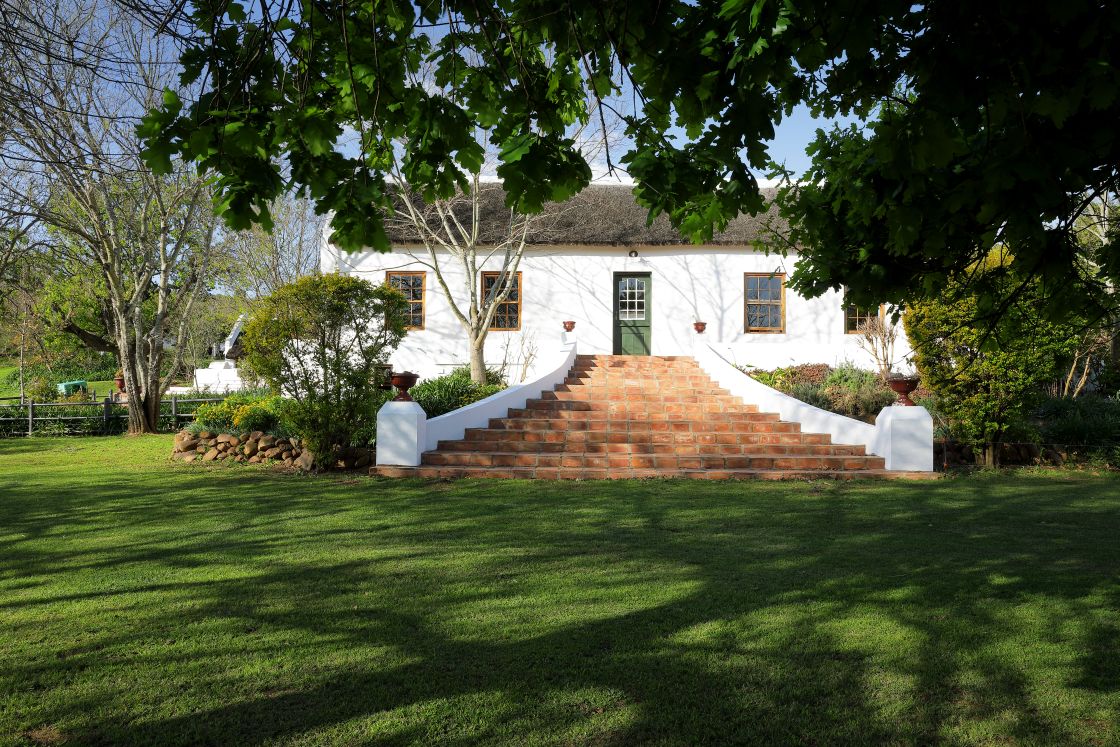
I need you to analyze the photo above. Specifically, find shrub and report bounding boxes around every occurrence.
[815,363,896,422]
[785,382,832,411]
[349,389,395,448]
[411,367,507,419]
[745,362,892,422]
[786,363,832,387]
[905,252,1086,465]
[1037,396,1120,448]
[25,377,58,402]
[192,390,286,434]
[746,363,832,391]
[240,274,409,467]
[822,363,879,390]
[823,378,896,422]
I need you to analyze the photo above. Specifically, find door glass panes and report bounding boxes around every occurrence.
[618,277,647,320]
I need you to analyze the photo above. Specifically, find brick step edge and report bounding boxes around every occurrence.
[422,454,885,470]
[438,442,864,456]
[373,466,939,481]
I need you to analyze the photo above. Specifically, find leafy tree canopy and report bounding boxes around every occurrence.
[141,0,1120,314]
[904,252,1086,464]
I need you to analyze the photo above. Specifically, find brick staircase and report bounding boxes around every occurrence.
[373,355,920,480]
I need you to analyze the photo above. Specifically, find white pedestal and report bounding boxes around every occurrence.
[874,406,934,471]
[375,400,428,467]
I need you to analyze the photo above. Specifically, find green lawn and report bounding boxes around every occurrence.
[1,438,1118,746]
[0,367,16,399]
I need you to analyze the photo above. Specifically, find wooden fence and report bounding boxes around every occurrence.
[0,396,223,437]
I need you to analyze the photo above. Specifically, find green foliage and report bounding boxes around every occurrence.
[24,377,58,402]
[822,363,877,391]
[822,379,896,423]
[411,366,506,419]
[785,382,832,411]
[1037,396,1120,449]
[193,389,286,435]
[2,355,120,390]
[240,274,408,465]
[142,2,1120,322]
[744,362,893,423]
[745,363,832,391]
[905,254,1084,458]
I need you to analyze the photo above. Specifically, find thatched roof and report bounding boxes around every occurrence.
[385,183,783,247]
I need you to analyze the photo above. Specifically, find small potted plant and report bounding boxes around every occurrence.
[887,371,921,406]
[113,369,125,393]
[693,321,707,334]
[562,320,576,332]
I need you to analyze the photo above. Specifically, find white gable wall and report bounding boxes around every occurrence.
[324,242,913,381]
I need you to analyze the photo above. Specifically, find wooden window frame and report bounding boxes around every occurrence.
[744,272,786,334]
[480,270,522,331]
[386,271,426,330]
[843,295,885,334]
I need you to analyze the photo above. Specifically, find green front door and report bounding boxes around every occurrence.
[613,273,652,355]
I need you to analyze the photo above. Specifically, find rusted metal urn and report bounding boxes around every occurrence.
[888,375,920,406]
[390,371,420,401]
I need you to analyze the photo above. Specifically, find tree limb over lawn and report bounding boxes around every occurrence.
[139,1,1120,318]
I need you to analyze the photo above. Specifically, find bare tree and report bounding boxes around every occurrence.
[855,315,898,379]
[374,66,622,384]
[385,177,536,384]
[221,194,325,303]
[0,0,219,432]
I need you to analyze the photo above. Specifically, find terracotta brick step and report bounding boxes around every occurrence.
[566,371,712,380]
[463,428,832,445]
[490,417,801,434]
[421,451,884,470]
[436,439,863,456]
[374,465,930,481]
[573,357,696,366]
[543,389,737,404]
[556,386,743,400]
[500,407,786,423]
[567,365,708,374]
[563,372,712,380]
[522,399,764,416]
[549,391,740,403]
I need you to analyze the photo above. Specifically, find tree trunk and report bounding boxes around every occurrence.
[468,336,487,385]
[124,386,161,434]
[984,442,999,467]
[18,329,25,403]
[117,335,161,434]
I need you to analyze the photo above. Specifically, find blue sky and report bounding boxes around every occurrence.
[767,105,857,176]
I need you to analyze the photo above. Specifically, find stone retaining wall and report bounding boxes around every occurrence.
[170,430,374,471]
[171,429,313,469]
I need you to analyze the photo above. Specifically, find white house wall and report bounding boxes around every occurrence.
[323,242,913,381]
